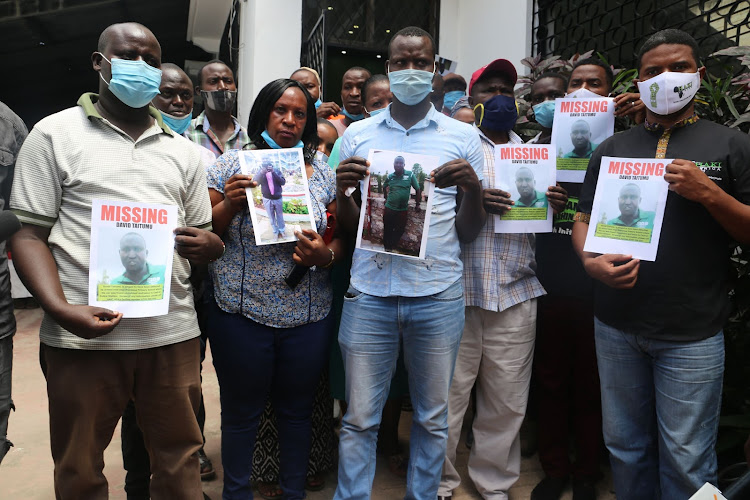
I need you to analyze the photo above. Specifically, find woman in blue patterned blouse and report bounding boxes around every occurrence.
[205,78,341,500]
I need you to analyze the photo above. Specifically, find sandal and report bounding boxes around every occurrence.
[305,473,326,491]
[257,481,283,500]
[388,453,408,478]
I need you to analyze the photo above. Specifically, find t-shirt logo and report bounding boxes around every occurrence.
[649,82,660,107]
[147,277,161,285]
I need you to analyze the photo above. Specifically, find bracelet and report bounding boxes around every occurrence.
[573,212,591,224]
[320,248,335,269]
[210,241,226,262]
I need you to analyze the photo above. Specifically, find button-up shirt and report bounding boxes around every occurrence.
[341,104,484,297]
[185,110,251,156]
[461,129,546,312]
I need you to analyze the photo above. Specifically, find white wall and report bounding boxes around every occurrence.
[236,0,303,127]
[187,0,234,54]
[439,0,533,85]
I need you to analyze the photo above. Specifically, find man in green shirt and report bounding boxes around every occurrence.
[110,233,166,286]
[606,183,655,229]
[515,167,549,208]
[563,120,598,159]
[382,155,422,251]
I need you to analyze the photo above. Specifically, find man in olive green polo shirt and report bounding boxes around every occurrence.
[382,155,422,251]
[110,232,166,286]
[515,167,549,208]
[607,183,655,229]
[563,120,598,159]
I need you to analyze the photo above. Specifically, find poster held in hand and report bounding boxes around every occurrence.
[493,144,555,233]
[551,97,615,183]
[355,149,437,259]
[238,148,316,246]
[583,156,671,261]
[89,199,178,317]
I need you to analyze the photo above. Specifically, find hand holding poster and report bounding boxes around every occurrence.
[238,148,317,246]
[583,156,671,261]
[356,149,437,259]
[89,199,178,317]
[493,144,555,233]
[551,97,615,183]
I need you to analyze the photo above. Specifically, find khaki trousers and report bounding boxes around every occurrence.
[42,338,203,500]
[439,300,537,499]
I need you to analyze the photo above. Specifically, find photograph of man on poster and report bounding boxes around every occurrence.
[253,160,286,240]
[383,155,422,251]
[563,119,599,159]
[607,183,655,229]
[110,232,166,286]
[514,167,549,208]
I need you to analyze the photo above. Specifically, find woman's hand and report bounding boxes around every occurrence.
[223,174,256,213]
[293,229,333,267]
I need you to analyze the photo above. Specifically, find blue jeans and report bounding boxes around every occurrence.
[263,197,285,236]
[207,302,333,500]
[334,280,465,500]
[0,336,12,464]
[594,318,724,500]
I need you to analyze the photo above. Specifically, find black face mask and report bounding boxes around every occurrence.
[201,90,237,113]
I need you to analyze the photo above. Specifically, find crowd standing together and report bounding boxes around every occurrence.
[0,20,748,500]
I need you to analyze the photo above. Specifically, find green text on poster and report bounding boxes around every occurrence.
[556,158,588,171]
[594,223,652,243]
[501,207,547,221]
[97,284,165,302]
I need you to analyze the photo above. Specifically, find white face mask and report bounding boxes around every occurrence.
[566,87,602,99]
[637,71,700,116]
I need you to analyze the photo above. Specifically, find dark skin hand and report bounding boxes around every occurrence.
[317,101,341,119]
[335,156,369,236]
[293,229,334,267]
[483,185,568,215]
[11,225,123,338]
[613,92,646,123]
[174,227,225,263]
[209,174,257,236]
[571,220,641,289]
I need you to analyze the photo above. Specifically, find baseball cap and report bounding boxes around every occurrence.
[469,59,517,94]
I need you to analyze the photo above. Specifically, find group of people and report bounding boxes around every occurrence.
[0,19,748,500]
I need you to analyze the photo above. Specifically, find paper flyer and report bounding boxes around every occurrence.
[238,148,317,246]
[551,97,615,183]
[493,144,555,233]
[583,156,671,261]
[356,149,437,259]
[89,199,178,317]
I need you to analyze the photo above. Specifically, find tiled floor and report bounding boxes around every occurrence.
[0,308,615,499]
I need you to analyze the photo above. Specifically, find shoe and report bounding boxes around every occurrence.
[531,476,568,500]
[198,448,216,481]
[572,479,597,500]
[257,481,283,500]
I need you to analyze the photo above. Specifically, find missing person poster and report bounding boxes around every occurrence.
[583,156,671,261]
[493,144,555,233]
[551,97,615,183]
[356,149,436,259]
[238,148,317,246]
[89,199,178,317]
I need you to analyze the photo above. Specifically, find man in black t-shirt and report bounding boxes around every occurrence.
[572,29,750,500]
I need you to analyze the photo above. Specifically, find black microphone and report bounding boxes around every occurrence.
[284,263,310,289]
[0,211,21,243]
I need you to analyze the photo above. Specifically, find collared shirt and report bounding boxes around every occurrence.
[384,170,419,211]
[11,93,212,350]
[206,148,336,328]
[516,189,548,208]
[185,110,250,156]
[341,104,484,297]
[110,263,167,285]
[461,129,546,312]
[607,209,655,229]
[563,141,598,158]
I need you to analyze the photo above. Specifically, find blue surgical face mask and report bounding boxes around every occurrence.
[367,107,387,117]
[158,110,192,135]
[473,94,518,132]
[261,129,303,149]
[532,100,556,129]
[342,107,364,121]
[443,90,464,112]
[387,66,435,106]
[314,98,323,109]
[98,53,162,109]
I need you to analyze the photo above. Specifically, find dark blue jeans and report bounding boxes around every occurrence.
[207,302,333,500]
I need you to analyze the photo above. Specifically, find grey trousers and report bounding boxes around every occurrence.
[439,300,537,499]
